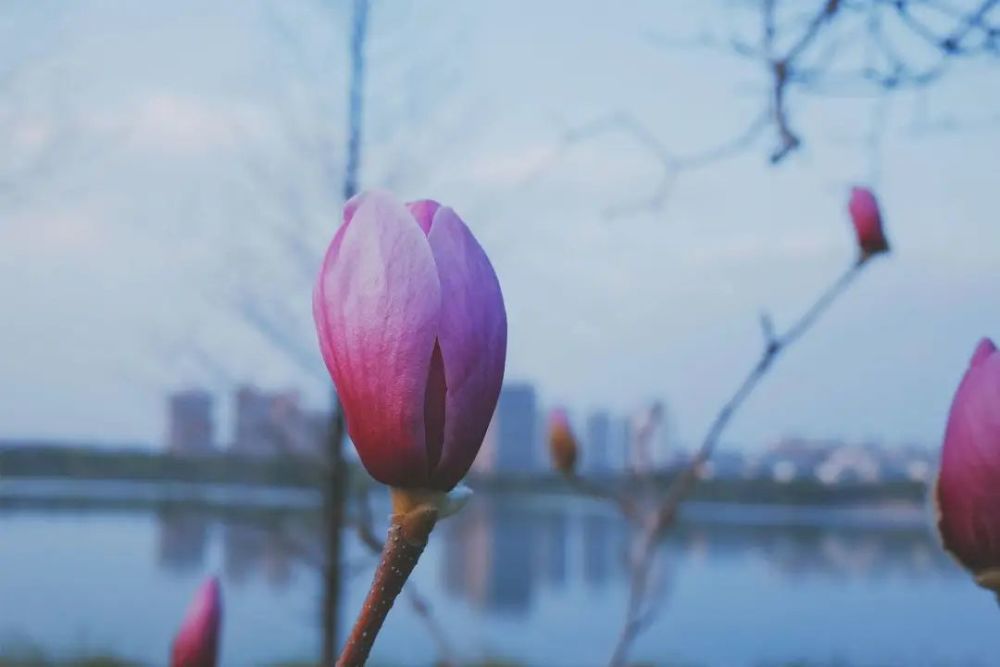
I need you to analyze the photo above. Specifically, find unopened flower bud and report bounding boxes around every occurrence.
[548,408,578,475]
[935,338,1000,592]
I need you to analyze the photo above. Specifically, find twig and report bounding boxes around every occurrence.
[563,472,637,519]
[653,259,864,537]
[607,256,874,667]
[353,483,459,667]
[338,501,438,666]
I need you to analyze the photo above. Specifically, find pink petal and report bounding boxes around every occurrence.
[314,190,442,487]
[848,186,889,256]
[343,191,371,225]
[549,407,570,431]
[407,199,442,236]
[970,337,997,368]
[424,206,507,490]
[312,191,373,383]
[937,338,1000,575]
[313,221,352,383]
[171,577,222,667]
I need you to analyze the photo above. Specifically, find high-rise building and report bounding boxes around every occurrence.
[583,411,631,473]
[494,384,540,472]
[167,389,215,455]
[586,411,611,472]
[478,383,539,474]
[232,386,327,459]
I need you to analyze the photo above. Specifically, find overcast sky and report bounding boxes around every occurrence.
[1,0,998,452]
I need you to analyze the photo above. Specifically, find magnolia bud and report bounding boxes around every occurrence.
[548,408,578,475]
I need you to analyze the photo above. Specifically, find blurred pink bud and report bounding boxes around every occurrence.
[936,338,1000,591]
[314,190,507,491]
[171,577,222,667]
[848,186,889,260]
[548,408,578,474]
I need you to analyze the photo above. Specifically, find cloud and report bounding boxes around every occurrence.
[0,206,108,259]
[91,92,271,157]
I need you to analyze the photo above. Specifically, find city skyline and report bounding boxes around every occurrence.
[2,2,997,454]
[160,380,938,486]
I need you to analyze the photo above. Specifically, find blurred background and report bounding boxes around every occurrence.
[1,1,999,666]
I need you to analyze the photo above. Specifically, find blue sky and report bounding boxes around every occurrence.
[1,0,998,451]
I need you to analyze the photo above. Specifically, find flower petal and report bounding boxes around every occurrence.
[424,206,507,490]
[407,199,441,236]
[314,190,442,487]
[937,339,1000,574]
[971,337,997,368]
[848,186,889,256]
[171,577,222,667]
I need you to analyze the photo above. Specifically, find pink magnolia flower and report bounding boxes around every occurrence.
[314,190,507,491]
[936,338,1000,590]
[171,577,222,667]
[548,408,578,474]
[848,186,889,260]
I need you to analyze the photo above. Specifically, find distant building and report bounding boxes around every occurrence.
[699,450,748,481]
[760,437,831,482]
[232,386,327,459]
[756,437,934,485]
[586,412,611,472]
[441,502,537,612]
[473,383,538,474]
[584,411,631,473]
[167,389,215,455]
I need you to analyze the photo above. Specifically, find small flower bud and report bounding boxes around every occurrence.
[848,186,890,261]
[171,577,222,667]
[548,408,578,475]
[935,338,1000,592]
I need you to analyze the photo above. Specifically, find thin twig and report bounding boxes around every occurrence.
[353,483,458,667]
[653,258,864,537]
[563,472,637,520]
[607,256,873,667]
[338,505,438,667]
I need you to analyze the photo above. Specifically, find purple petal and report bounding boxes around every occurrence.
[937,339,1000,575]
[970,338,997,368]
[171,577,222,667]
[407,199,442,236]
[314,190,442,487]
[424,342,447,469]
[424,206,507,490]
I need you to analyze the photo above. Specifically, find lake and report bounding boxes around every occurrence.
[0,482,996,666]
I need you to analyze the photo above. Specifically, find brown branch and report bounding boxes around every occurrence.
[352,483,459,667]
[608,525,663,667]
[607,256,876,667]
[562,472,637,520]
[523,110,768,219]
[653,259,865,536]
[337,501,438,667]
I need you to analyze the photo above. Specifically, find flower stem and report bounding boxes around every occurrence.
[336,490,439,667]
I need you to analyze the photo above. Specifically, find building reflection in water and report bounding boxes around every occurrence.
[156,509,311,590]
[442,501,538,614]
[582,512,624,588]
[537,511,568,588]
[155,500,957,620]
[669,522,954,581]
[223,520,300,589]
[157,510,210,573]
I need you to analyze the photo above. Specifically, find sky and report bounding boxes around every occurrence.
[1,0,999,452]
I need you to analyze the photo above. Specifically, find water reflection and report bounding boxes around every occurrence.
[157,510,209,573]
[153,498,956,602]
[2,491,991,666]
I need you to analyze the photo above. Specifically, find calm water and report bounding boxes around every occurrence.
[0,484,997,667]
